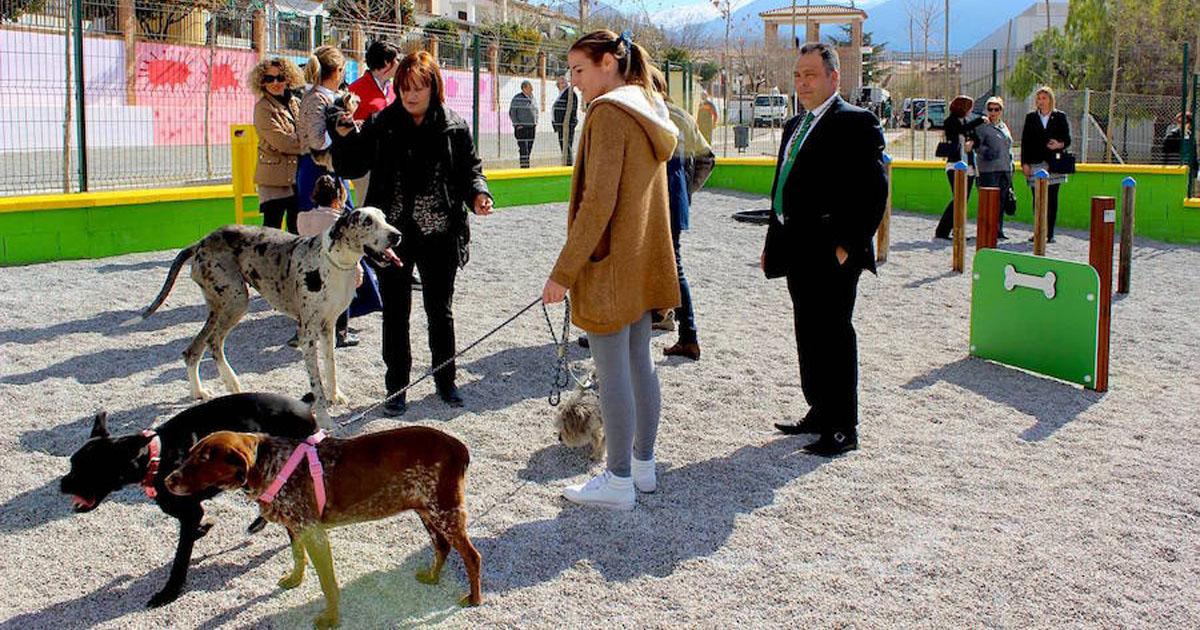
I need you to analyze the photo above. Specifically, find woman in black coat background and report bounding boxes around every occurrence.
[1020,86,1072,242]
[333,51,493,415]
[934,95,985,239]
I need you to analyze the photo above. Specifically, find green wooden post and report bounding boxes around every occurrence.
[71,0,87,191]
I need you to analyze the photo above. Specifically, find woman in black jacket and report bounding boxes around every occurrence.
[1020,86,1072,242]
[333,51,493,415]
[935,95,984,239]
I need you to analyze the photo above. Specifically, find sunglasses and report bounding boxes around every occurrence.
[986,106,1002,112]
[262,75,287,84]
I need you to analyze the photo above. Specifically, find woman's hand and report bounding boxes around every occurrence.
[964,139,975,152]
[542,278,567,304]
[1047,139,1064,150]
[1022,164,1032,178]
[473,194,494,216]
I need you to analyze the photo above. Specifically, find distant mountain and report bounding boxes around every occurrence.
[657,0,1037,53]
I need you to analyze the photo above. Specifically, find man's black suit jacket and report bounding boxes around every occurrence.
[762,96,888,279]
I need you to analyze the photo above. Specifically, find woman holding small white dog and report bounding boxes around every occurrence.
[542,30,681,510]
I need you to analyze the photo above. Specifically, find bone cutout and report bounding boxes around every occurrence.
[1002,264,1056,299]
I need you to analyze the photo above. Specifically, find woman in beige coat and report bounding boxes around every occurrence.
[543,30,680,510]
[249,57,304,232]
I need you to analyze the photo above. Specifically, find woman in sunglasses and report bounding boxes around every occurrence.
[975,96,1015,240]
[248,57,305,232]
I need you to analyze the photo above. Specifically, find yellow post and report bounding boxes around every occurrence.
[230,125,259,224]
[1033,169,1049,256]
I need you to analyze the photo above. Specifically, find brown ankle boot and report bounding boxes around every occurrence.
[663,341,700,360]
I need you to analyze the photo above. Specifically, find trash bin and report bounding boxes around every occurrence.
[734,125,750,153]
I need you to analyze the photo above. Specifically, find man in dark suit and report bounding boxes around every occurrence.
[551,76,579,166]
[761,42,887,456]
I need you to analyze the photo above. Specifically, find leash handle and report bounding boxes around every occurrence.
[339,296,547,428]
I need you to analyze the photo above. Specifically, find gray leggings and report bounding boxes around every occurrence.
[589,312,661,477]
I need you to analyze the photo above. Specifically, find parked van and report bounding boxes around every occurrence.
[901,98,947,129]
[752,93,789,127]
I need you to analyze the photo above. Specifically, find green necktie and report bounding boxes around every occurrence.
[773,112,815,220]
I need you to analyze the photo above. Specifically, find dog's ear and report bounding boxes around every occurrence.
[221,433,260,486]
[224,450,247,486]
[89,411,109,439]
[328,209,356,244]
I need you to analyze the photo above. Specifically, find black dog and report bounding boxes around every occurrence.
[60,392,318,607]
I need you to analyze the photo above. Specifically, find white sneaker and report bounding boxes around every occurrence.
[631,457,657,493]
[562,471,635,510]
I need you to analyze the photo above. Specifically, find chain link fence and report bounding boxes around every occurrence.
[877,48,1194,168]
[0,1,701,195]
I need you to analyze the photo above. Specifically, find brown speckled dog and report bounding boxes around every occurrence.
[141,207,402,427]
[165,426,481,628]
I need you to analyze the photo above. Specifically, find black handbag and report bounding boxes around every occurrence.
[934,141,955,158]
[1002,186,1017,216]
[1047,150,1076,174]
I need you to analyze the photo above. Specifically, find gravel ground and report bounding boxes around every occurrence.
[1,190,1198,629]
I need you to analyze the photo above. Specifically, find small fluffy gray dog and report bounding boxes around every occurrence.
[555,386,604,461]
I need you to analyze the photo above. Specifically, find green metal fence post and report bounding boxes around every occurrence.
[1183,42,1190,165]
[71,0,88,191]
[472,35,480,148]
[1189,73,1198,197]
[663,62,671,100]
[991,49,998,96]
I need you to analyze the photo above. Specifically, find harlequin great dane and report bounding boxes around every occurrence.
[142,207,402,426]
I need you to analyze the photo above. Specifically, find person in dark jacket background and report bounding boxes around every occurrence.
[510,81,538,168]
[333,51,493,415]
[552,76,579,165]
[934,95,984,239]
[1020,85,1072,243]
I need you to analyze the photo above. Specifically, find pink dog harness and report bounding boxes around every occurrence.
[258,431,328,516]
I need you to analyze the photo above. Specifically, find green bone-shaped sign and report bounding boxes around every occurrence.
[969,249,1101,389]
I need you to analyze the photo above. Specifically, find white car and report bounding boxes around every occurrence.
[752,94,789,127]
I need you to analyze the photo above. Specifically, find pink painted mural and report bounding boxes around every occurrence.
[134,42,257,146]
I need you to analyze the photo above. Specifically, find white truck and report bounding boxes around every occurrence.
[752,93,790,127]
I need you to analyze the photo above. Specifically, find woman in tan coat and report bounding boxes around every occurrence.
[249,57,304,232]
[543,30,680,510]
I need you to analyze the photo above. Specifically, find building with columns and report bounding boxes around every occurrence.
[760,4,867,98]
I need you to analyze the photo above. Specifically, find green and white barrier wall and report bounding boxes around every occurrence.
[0,155,1196,266]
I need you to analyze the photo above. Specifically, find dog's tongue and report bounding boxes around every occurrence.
[71,495,95,510]
[382,247,403,267]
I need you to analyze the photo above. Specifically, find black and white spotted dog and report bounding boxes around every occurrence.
[142,207,402,426]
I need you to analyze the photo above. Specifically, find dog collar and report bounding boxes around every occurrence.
[141,430,161,499]
[259,431,328,516]
[325,249,358,271]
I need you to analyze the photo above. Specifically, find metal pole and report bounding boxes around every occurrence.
[991,48,998,95]
[62,6,73,193]
[723,2,730,158]
[1190,73,1198,196]
[71,0,88,191]
[1182,42,1190,165]
[1044,0,1053,85]
[472,35,480,148]
[944,0,950,103]
[1081,88,1090,162]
